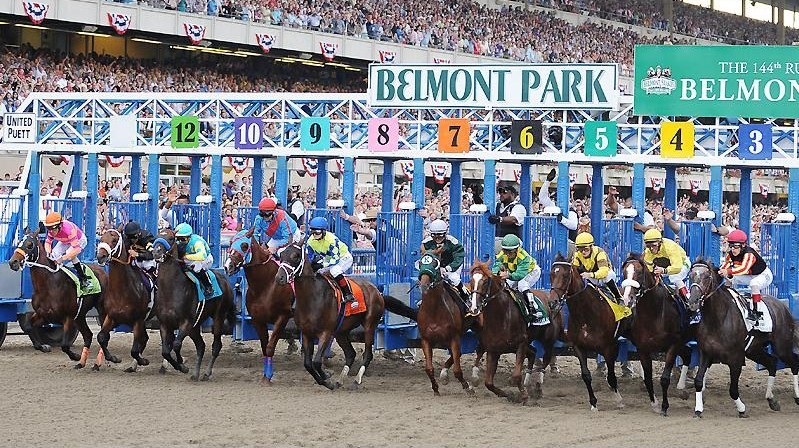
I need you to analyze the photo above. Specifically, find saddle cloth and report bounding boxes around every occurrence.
[590,284,631,322]
[185,270,223,302]
[61,265,102,296]
[324,276,366,316]
[729,288,773,333]
[137,269,157,321]
[507,289,550,326]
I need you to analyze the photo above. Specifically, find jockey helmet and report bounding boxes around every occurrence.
[727,229,748,244]
[428,219,448,235]
[309,216,328,230]
[575,232,594,248]
[124,221,141,237]
[175,223,193,237]
[501,234,521,250]
[258,198,277,212]
[643,228,662,243]
[44,212,63,228]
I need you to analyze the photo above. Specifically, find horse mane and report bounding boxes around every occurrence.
[553,252,567,263]
[470,261,493,278]
[625,252,643,263]
[693,257,723,284]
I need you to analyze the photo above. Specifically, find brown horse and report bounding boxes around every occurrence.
[549,254,629,411]
[95,228,154,372]
[275,243,416,389]
[8,229,107,368]
[621,254,693,416]
[223,231,295,383]
[416,253,475,396]
[688,258,799,418]
[151,230,236,381]
[468,262,533,403]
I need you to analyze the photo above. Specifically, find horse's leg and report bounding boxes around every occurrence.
[201,316,224,381]
[20,312,50,353]
[676,344,693,394]
[483,351,506,398]
[472,344,484,384]
[745,341,781,411]
[659,344,682,416]
[158,326,181,374]
[261,314,290,383]
[94,315,121,370]
[125,320,150,373]
[171,325,192,374]
[729,362,747,418]
[73,314,93,369]
[449,338,474,396]
[59,316,81,361]
[573,345,598,411]
[187,327,206,381]
[356,318,377,386]
[639,351,658,413]
[693,351,712,418]
[301,334,324,384]
[605,351,624,409]
[421,338,440,396]
[335,333,356,388]
[512,343,529,405]
[312,333,335,390]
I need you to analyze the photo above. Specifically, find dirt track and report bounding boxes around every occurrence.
[1,326,798,448]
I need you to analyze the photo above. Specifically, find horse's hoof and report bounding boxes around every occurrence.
[768,398,781,411]
[433,390,441,397]
[124,366,136,373]
[323,380,336,390]
[139,358,150,366]
[531,386,543,400]
[67,352,81,362]
[738,411,748,418]
[179,365,189,374]
[590,406,598,413]
[465,387,476,397]
[694,411,702,419]
[91,364,101,371]
[159,366,167,374]
[794,397,799,406]
[201,374,210,382]
[74,363,85,370]
[108,355,121,364]
[347,382,360,391]
[190,375,198,381]
[34,344,51,353]
[660,409,668,417]
[616,402,626,409]
[439,373,449,386]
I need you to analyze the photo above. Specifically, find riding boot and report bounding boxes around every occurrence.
[335,274,356,307]
[73,261,92,289]
[198,271,215,296]
[526,292,544,321]
[457,283,471,305]
[605,280,622,302]
[748,293,763,323]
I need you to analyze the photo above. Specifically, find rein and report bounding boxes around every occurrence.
[98,229,131,265]
[18,241,61,273]
[689,263,726,308]
[550,261,588,313]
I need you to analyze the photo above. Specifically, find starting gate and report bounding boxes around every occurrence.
[106,201,148,229]
[681,220,716,263]
[760,222,792,300]
[601,217,636,275]
[523,215,558,289]
[449,212,491,282]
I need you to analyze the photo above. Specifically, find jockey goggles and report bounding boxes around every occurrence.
[259,210,274,219]
[310,229,324,235]
[431,232,446,238]
[729,242,744,249]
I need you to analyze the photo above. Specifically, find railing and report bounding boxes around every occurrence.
[760,222,792,300]
[0,196,25,259]
[601,217,636,275]
[450,213,491,282]
[523,215,559,289]
[105,201,148,229]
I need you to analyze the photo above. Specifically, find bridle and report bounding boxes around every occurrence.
[688,262,725,309]
[471,270,503,310]
[277,243,304,284]
[14,235,60,273]
[622,260,661,306]
[549,261,587,311]
[97,229,131,265]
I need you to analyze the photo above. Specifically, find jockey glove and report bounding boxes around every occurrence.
[311,254,324,272]
[488,215,500,225]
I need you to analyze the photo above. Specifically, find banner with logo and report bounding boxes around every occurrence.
[369,64,619,109]
[184,23,206,45]
[634,45,799,118]
[256,34,274,53]
[379,50,397,64]
[23,1,49,25]
[108,12,131,35]
[320,42,338,62]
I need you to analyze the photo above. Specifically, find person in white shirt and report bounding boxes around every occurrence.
[488,182,526,254]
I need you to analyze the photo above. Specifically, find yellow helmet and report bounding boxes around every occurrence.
[643,228,662,243]
[575,232,594,248]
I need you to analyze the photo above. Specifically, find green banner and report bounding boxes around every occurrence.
[634,45,799,118]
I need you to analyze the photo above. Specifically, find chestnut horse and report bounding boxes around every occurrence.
[416,253,475,396]
[224,232,295,383]
[688,258,799,418]
[96,228,155,372]
[549,254,630,411]
[8,229,107,368]
[275,243,416,389]
[621,254,694,416]
[151,230,236,381]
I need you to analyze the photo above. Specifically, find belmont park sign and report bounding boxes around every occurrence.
[635,45,799,118]
[368,64,619,109]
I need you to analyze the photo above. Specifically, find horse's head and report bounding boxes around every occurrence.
[275,243,304,286]
[151,229,177,263]
[96,227,125,267]
[620,252,656,306]
[469,261,500,312]
[8,229,41,271]
[549,253,579,303]
[688,258,722,312]
[417,253,442,293]
[224,231,252,275]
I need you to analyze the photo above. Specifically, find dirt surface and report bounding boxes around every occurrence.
[1,325,798,448]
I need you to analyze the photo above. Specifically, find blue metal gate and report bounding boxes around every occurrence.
[0,196,25,259]
[681,220,714,262]
[106,201,148,229]
[601,217,635,275]
[523,215,558,289]
[449,213,491,282]
[760,222,791,299]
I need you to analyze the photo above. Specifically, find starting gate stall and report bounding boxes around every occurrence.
[0,194,26,347]
[523,215,559,289]
[679,215,718,264]
[601,215,636,275]
[449,207,491,283]
[105,196,149,230]
[759,216,795,303]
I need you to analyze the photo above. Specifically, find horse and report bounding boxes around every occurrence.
[415,253,475,396]
[95,228,155,372]
[688,258,799,418]
[549,253,628,411]
[223,232,295,383]
[151,229,236,381]
[620,254,694,416]
[275,243,416,389]
[8,229,107,368]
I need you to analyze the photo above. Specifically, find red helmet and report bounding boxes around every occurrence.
[727,229,748,244]
[258,198,277,211]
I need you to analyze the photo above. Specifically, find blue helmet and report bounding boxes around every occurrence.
[175,223,193,237]
[309,216,328,230]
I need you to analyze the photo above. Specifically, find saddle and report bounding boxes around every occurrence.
[587,283,631,322]
[322,275,367,317]
[61,265,101,296]
[505,287,550,326]
[728,288,773,333]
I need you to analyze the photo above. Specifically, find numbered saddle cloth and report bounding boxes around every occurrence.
[324,276,366,316]
[61,265,101,296]
[185,270,223,302]
[591,284,631,322]
[507,289,550,326]
[729,289,774,333]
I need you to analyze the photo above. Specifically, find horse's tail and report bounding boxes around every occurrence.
[225,301,238,336]
[384,295,417,321]
[793,320,799,354]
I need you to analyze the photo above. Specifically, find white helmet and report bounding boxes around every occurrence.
[428,219,448,235]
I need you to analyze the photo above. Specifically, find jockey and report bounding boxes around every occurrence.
[123,221,156,274]
[488,234,542,318]
[247,198,301,255]
[174,223,214,296]
[420,219,469,302]
[719,229,773,323]
[571,232,622,301]
[643,228,690,299]
[306,216,356,307]
[43,211,91,288]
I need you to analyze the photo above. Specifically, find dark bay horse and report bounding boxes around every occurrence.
[469,262,532,403]
[224,233,295,383]
[151,230,235,381]
[621,254,693,416]
[275,243,416,389]
[95,228,154,372]
[688,258,799,418]
[550,254,629,411]
[8,229,106,368]
[416,253,475,396]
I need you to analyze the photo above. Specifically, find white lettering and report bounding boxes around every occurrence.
[764,79,786,102]
[737,79,759,101]
[681,79,697,100]
[700,79,716,100]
